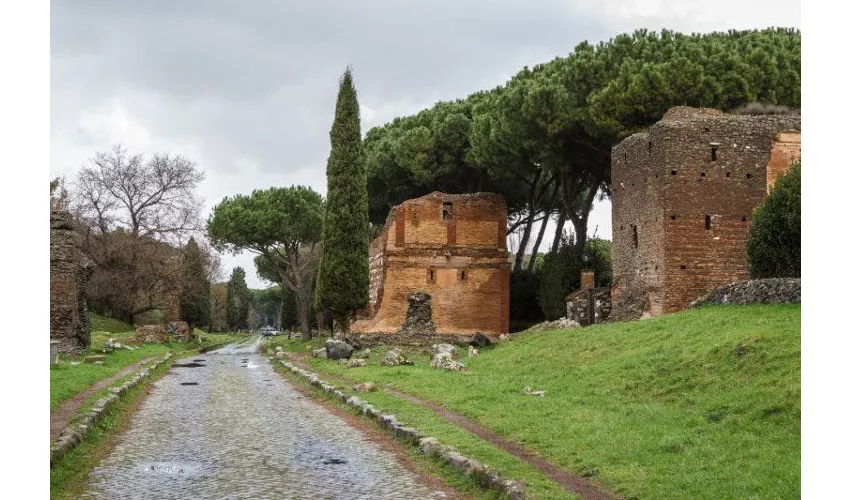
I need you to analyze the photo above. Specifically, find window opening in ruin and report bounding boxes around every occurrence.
[631,225,638,248]
[427,268,436,284]
[746,173,752,179]
[726,172,731,177]
[459,269,467,281]
[680,265,687,269]
[670,215,676,220]
[711,144,719,161]
[701,172,706,177]
[648,141,653,151]
[741,216,747,222]
[442,202,453,221]
[671,169,677,175]
[705,215,711,230]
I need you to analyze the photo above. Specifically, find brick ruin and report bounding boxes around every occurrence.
[610,106,801,318]
[350,192,510,341]
[50,211,94,354]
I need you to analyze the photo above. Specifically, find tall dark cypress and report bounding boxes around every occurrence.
[315,67,370,331]
[179,237,211,331]
[226,266,250,331]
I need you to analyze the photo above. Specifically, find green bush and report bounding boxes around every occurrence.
[746,161,801,278]
[509,269,544,331]
[538,238,612,320]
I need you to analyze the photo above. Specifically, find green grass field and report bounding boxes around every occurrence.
[270,304,800,500]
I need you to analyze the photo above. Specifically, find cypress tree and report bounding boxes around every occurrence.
[179,237,211,331]
[226,266,250,331]
[315,67,370,331]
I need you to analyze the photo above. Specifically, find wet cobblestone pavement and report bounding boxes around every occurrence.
[81,338,445,499]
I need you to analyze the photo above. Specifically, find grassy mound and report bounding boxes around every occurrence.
[88,313,135,333]
[283,304,800,499]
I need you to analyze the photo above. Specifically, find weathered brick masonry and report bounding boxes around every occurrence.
[351,192,510,338]
[611,107,800,317]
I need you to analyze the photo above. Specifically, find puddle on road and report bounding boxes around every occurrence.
[139,461,200,475]
[193,359,206,362]
[323,458,347,465]
[180,382,199,386]
[172,362,206,368]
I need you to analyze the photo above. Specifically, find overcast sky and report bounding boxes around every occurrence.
[50,0,800,288]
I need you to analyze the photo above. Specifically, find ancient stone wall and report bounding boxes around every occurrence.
[565,288,612,326]
[351,192,510,339]
[611,107,801,317]
[50,211,94,354]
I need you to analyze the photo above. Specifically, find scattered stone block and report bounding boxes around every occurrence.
[326,339,354,360]
[84,355,105,364]
[381,349,413,366]
[471,332,493,348]
[347,358,366,368]
[353,382,376,392]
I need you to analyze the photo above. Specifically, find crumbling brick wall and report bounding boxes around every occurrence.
[351,192,510,338]
[611,107,801,318]
[50,211,94,354]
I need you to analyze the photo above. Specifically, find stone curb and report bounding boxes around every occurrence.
[276,359,525,499]
[50,353,174,467]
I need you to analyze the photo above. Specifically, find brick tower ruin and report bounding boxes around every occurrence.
[350,192,510,341]
[610,107,800,318]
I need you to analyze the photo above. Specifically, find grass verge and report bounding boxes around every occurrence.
[50,357,172,499]
[269,304,800,500]
[271,358,576,499]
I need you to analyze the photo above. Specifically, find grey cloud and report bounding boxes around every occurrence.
[51,0,798,287]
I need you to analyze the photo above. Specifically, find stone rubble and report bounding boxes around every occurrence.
[689,278,801,308]
[347,358,366,368]
[524,317,581,332]
[429,344,467,372]
[381,348,414,366]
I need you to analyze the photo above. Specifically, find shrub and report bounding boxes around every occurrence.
[510,269,545,331]
[746,160,801,278]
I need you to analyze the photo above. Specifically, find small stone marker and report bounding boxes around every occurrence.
[50,340,60,365]
[84,355,105,364]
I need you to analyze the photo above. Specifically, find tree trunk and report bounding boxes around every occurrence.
[526,205,552,272]
[550,210,567,254]
[316,309,325,338]
[512,212,535,272]
[512,170,542,272]
[296,287,312,340]
[561,180,602,253]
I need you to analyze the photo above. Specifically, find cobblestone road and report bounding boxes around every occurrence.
[81,338,445,499]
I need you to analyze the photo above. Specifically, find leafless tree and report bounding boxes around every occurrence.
[70,144,207,324]
[73,144,205,242]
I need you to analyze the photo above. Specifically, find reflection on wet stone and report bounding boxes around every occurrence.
[81,338,441,499]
